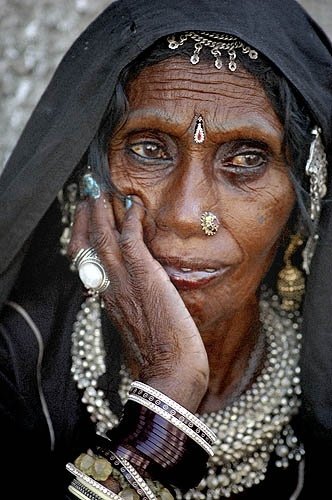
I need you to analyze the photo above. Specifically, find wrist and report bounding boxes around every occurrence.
[103,399,214,491]
[144,368,209,413]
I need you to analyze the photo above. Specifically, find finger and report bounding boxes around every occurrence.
[119,195,153,260]
[67,201,90,260]
[88,192,122,267]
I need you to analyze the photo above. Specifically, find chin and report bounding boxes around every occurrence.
[177,276,261,331]
[178,289,234,330]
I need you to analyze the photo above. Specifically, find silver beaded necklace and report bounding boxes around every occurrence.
[71,289,304,498]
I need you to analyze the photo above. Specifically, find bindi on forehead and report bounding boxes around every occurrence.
[123,57,283,142]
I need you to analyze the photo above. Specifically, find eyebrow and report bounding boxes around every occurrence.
[122,108,283,145]
[125,108,184,128]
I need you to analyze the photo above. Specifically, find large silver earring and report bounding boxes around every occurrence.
[302,126,328,275]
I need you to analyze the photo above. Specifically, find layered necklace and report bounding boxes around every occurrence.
[71,289,304,498]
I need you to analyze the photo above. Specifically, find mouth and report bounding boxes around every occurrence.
[156,257,230,291]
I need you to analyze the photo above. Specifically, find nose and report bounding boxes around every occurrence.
[156,158,219,239]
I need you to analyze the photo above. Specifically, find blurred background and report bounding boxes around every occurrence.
[0,0,331,173]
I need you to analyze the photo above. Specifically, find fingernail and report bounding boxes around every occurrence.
[124,195,133,211]
[81,172,101,200]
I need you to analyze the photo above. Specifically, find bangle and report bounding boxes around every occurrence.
[108,402,189,467]
[129,381,216,445]
[68,448,171,500]
[66,463,122,500]
[128,391,214,455]
[69,479,111,500]
[107,401,209,490]
[133,415,186,447]
[95,442,158,500]
[69,381,215,495]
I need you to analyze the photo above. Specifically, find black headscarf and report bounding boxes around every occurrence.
[0,0,332,460]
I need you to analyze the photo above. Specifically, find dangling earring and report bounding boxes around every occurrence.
[302,126,328,275]
[277,234,305,311]
[58,182,79,262]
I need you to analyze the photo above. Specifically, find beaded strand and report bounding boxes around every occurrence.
[71,289,304,498]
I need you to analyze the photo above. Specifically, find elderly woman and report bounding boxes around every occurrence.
[0,0,331,499]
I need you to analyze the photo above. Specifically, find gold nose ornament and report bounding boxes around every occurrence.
[200,211,220,236]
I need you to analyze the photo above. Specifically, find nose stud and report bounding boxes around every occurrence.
[200,211,220,236]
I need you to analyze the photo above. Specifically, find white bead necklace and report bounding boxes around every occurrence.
[71,290,304,498]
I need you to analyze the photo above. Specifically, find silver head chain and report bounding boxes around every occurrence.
[167,31,258,71]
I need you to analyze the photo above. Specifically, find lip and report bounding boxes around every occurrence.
[156,256,230,291]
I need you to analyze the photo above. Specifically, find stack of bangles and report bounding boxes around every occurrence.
[66,381,216,499]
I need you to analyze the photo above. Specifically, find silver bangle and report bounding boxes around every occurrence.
[69,480,105,500]
[66,463,122,500]
[128,392,214,456]
[109,451,158,500]
[130,381,216,443]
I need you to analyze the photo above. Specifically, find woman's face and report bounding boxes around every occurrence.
[109,57,295,330]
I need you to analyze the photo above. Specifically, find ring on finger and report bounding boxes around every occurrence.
[73,247,110,294]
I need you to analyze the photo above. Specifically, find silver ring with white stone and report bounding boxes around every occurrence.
[73,247,110,293]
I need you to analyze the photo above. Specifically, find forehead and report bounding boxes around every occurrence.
[125,57,282,134]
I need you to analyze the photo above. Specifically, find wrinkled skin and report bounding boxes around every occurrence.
[69,57,295,413]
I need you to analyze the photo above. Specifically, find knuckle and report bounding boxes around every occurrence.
[141,359,178,381]
[89,230,109,252]
[128,263,146,282]
[119,233,139,256]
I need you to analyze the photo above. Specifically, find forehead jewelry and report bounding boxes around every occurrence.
[167,31,258,72]
[194,115,205,144]
[200,211,220,236]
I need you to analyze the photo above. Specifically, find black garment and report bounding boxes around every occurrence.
[0,0,331,498]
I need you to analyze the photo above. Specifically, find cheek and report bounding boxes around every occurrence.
[109,147,164,199]
[109,149,135,191]
[108,152,166,230]
[182,182,295,325]
[227,171,295,256]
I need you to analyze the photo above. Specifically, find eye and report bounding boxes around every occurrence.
[128,141,170,160]
[217,144,270,184]
[227,152,266,168]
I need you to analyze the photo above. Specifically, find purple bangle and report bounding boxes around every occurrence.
[137,431,185,460]
[129,386,214,446]
[134,415,188,450]
[103,400,209,490]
